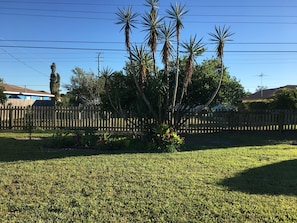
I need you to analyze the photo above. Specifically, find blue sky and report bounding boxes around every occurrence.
[1,0,297,94]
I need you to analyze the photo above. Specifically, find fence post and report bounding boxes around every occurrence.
[8,105,13,129]
[278,110,284,133]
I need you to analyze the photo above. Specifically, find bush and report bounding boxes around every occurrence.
[147,124,184,153]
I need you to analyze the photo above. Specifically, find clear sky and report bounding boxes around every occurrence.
[1,0,297,94]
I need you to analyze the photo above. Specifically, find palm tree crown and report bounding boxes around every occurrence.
[209,25,233,61]
[166,3,188,41]
[115,7,138,53]
[159,22,175,68]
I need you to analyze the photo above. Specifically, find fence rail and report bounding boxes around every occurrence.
[1,106,297,133]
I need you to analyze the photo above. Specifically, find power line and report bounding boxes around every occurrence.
[1,45,297,53]
[0,48,48,76]
[1,39,297,45]
[2,12,297,25]
[3,7,297,19]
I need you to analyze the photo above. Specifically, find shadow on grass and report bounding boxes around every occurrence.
[0,135,149,162]
[220,159,297,196]
[0,136,103,162]
[182,131,297,151]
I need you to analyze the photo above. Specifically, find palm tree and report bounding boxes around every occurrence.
[130,44,153,89]
[143,0,162,76]
[159,22,175,122]
[130,44,157,119]
[115,7,138,60]
[179,35,205,103]
[159,22,175,81]
[206,26,233,106]
[166,3,188,110]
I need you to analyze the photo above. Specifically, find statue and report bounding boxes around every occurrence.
[50,62,61,102]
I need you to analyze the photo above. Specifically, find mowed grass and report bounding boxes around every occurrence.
[1,131,297,222]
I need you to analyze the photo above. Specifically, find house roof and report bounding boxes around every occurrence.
[0,83,54,98]
[241,85,297,101]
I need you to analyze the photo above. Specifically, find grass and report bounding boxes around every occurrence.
[1,131,297,222]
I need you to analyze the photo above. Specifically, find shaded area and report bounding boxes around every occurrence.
[182,131,297,151]
[1,131,297,162]
[220,159,297,196]
[0,136,102,162]
[0,134,147,162]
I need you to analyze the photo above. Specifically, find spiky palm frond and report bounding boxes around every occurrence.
[101,67,113,92]
[115,7,138,52]
[209,25,233,60]
[166,3,188,41]
[145,0,159,16]
[159,22,175,67]
[130,45,153,86]
[181,35,205,60]
[142,11,162,53]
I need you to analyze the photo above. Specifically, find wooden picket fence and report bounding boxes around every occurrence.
[1,106,297,133]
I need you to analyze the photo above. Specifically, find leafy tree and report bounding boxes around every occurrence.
[49,62,61,102]
[0,79,7,105]
[269,88,297,109]
[64,67,104,106]
[187,59,245,107]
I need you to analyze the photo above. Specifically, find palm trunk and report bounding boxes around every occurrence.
[205,58,224,107]
[171,37,180,127]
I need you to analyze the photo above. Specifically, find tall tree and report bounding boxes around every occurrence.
[207,26,233,106]
[159,22,175,119]
[49,62,61,102]
[166,3,188,111]
[179,35,205,103]
[116,6,158,120]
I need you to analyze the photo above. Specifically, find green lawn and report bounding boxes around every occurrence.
[1,131,297,222]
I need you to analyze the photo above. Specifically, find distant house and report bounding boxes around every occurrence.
[0,83,55,106]
[240,85,297,102]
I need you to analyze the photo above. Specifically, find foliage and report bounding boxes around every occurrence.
[0,78,7,105]
[112,0,241,134]
[240,88,297,110]
[187,58,246,107]
[240,100,270,110]
[63,67,105,106]
[1,132,297,222]
[102,58,245,118]
[147,123,184,152]
[269,88,297,109]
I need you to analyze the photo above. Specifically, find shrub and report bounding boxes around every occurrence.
[148,124,184,153]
